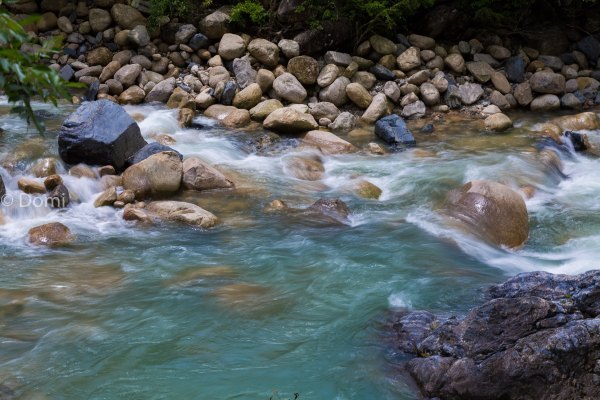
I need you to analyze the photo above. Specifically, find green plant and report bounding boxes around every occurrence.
[230,0,270,25]
[148,0,212,29]
[0,7,78,132]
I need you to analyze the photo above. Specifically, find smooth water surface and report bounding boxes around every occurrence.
[0,102,599,399]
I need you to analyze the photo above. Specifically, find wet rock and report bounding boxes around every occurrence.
[375,114,416,146]
[47,184,69,208]
[284,155,325,181]
[307,198,350,222]
[58,100,146,171]
[445,180,529,248]
[354,180,382,200]
[69,163,96,179]
[94,187,117,207]
[44,175,62,191]
[263,107,318,133]
[564,131,590,152]
[128,142,183,166]
[273,73,307,104]
[485,113,513,132]
[30,158,57,178]
[182,157,234,191]
[552,112,600,131]
[28,222,74,247]
[303,130,357,155]
[393,270,600,400]
[18,178,46,194]
[146,201,218,228]
[122,151,183,199]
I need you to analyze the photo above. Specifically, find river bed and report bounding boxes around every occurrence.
[0,102,599,399]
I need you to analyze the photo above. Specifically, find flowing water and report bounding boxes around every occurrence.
[0,101,599,399]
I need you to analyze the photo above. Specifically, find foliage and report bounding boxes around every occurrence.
[0,7,78,132]
[230,0,270,25]
[148,0,212,29]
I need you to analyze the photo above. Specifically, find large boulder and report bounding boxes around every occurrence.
[58,100,146,171]
[392,270,600,400]
[551,112,600,131]
[146,201,218,228]
[374,114,416,146]
[182,157,234,191]
[263,107,318,133]
[445,180,529,248]
[122,151,183,199]
[28,222,74,247]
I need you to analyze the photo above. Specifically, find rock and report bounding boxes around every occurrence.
[307,199,350,222]
[182,157,234,191]
[59,64,75,81]
[293,19,352,55]
[355,180,382,199]
[466,61,494,83]
[273,73,307,104]
[123,206,153,224]
[491,71,511,94]
[122,151,183,199]
[408,34,435,50]
[330,112,357,132]
[175,24,197,44]
[114,64,142,88]
[375,114,416,146]
[94,187,117,207]
[36,11,57,31]
[303,130,357,155]
[287,56,319,85]
[128,25,150,47]
[263,107,318,133]
[394,270,600,400]
[99,60,120,83]
[445,53,465,74]
[406,70,430,86]
[397,47,421,71]
[200,9,230,40]
[278,39,300,59]
[458,83,484,105]
[317,64,339,88]
[401,100,426,119]
[361,93,389,124]
[308,102,340,122]
[58,100,146,171]
[222,109,251,128]
[146,201,218,228]
[284,154,324,181]
[383,81,401,103]
[552,112,600,131]
[31,158,57,178]
[485,113,513,132]
[118,86,145,104]
[110,4,146,30]
[369,64,396,81]
[44,175,62,190]
[189,33,210,51]
[232,57,257,89]
[482,104,502,115]
[69,164,96,179]
[576,35,600,67]
[487,45,511,60]
[324,51,352,67]
[129,142,183,166]
[18,178,46,194]
[538,54,564,71]
[420,83,440,106]
[504,55,526,83]
[232,83,262,110]
[28,222,74,247]
[248,38,279,67]
[514,82,534,106]
[218,33,246,61]
[531,94,561,111]
[57,16,73,33]
[561,93,583,109]
[370,35,396,55]
[530,71,566,94]
[249,99,283,121]
[145,77,176,103]
[445,180,529,247]
[256,68,275,92]
[319,77,350,107]
[346,83,373,109]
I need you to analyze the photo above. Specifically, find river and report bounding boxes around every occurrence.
[0,101,598,399]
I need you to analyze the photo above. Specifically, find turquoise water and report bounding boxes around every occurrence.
[0,103,599,399]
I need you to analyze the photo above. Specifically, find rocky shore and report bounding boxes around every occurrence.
[388,270,600,400]
[7,0,600,139]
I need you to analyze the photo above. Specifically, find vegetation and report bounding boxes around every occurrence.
[148,0,212,29]
[230,0,270,25]
[0,6,77,132]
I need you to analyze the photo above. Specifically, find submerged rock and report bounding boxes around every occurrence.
[390,270,600,400]
[58,100,147,171]
[146,201,218,228]
[182,157,234,191]
[445,180,529,248]
[307,198,351,222]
